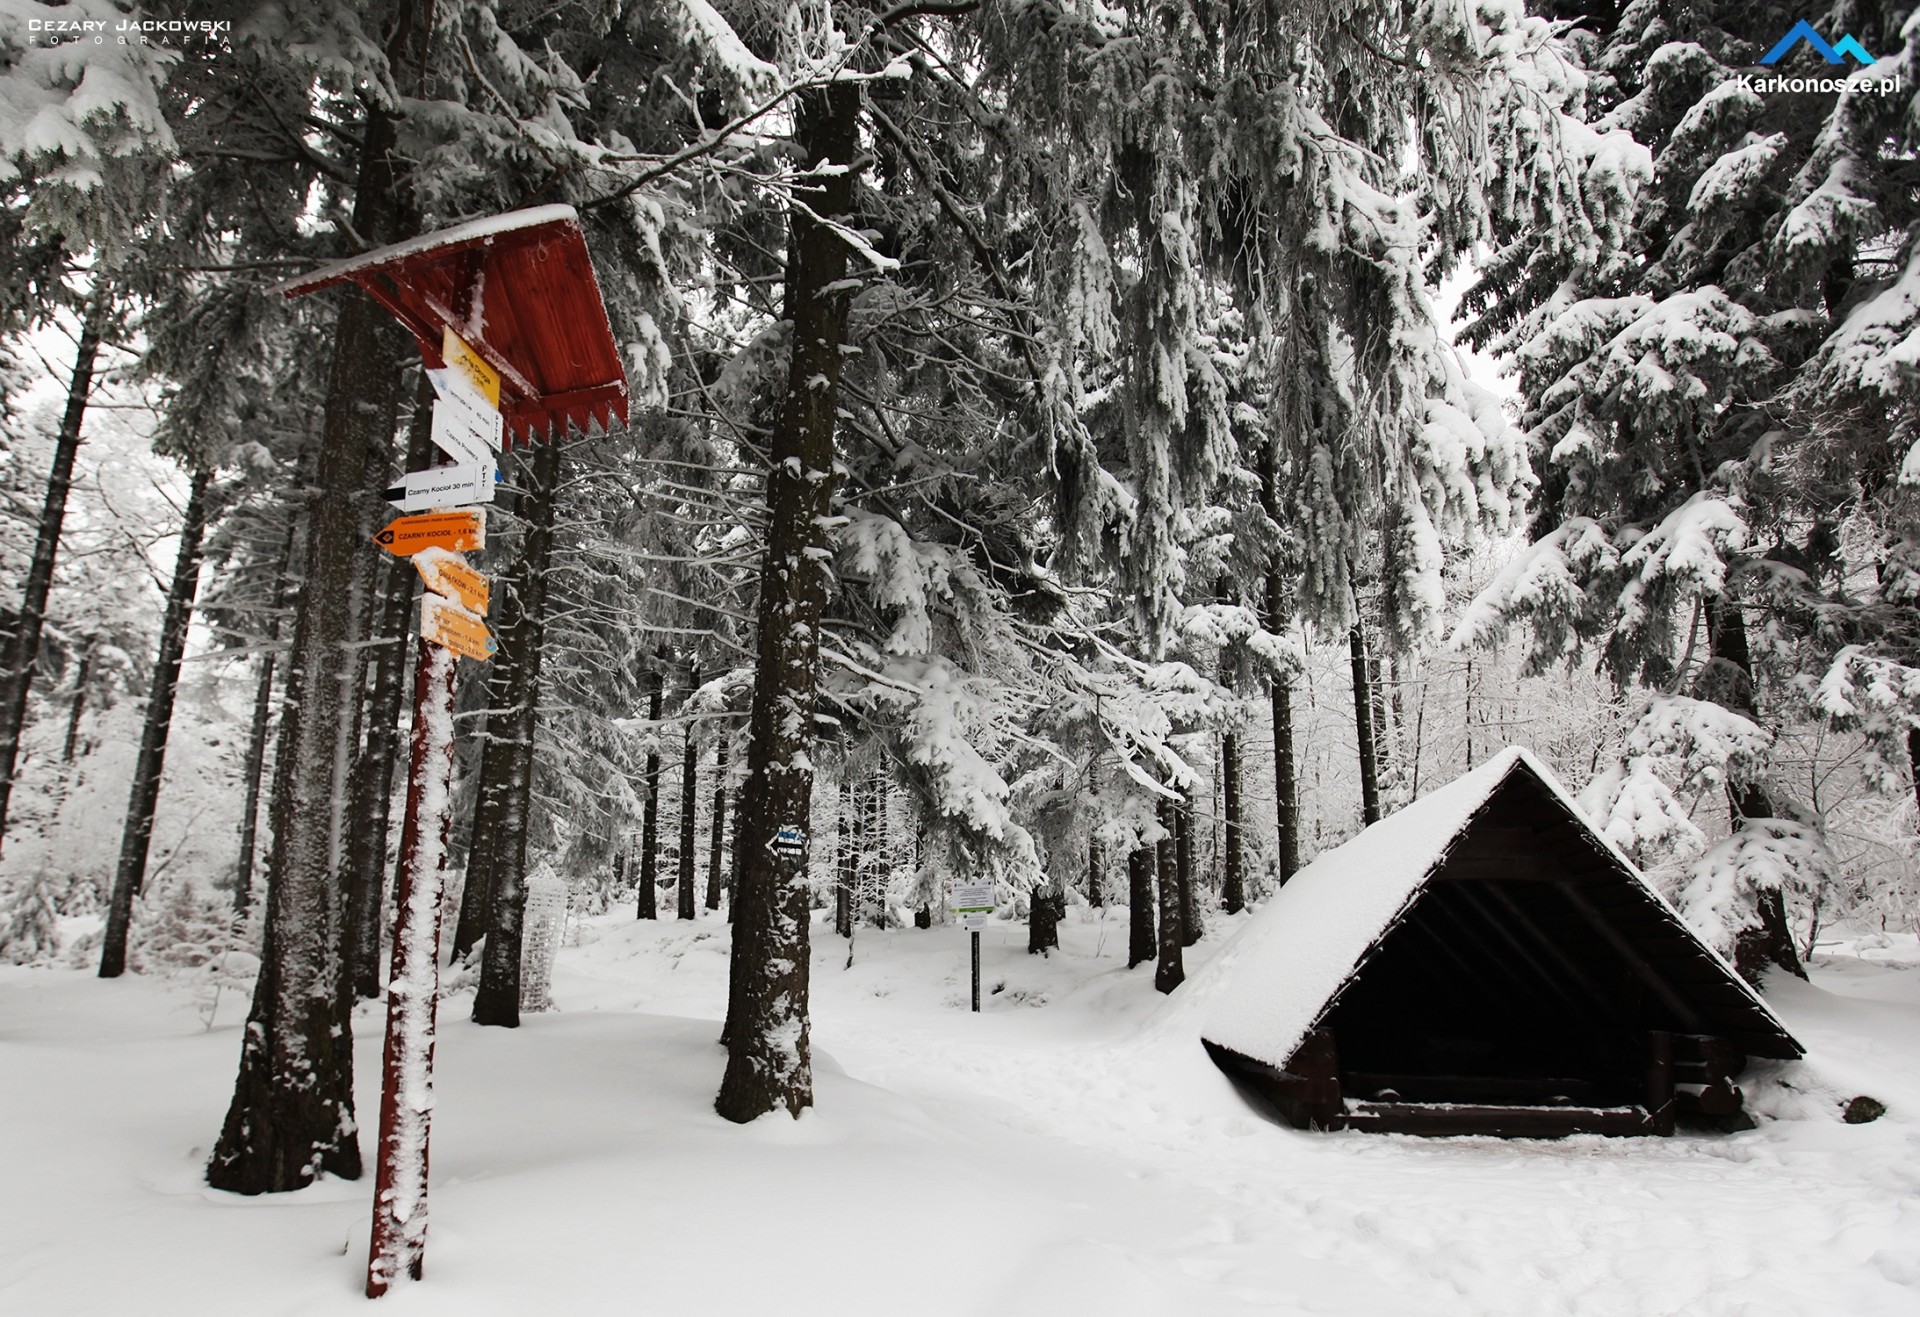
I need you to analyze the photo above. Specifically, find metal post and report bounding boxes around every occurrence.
[367,637,458,1298]
[971,929,981,1013]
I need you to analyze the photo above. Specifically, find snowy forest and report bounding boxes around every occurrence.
[3,0,1919,1312]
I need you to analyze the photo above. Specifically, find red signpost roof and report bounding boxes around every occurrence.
[281,204,629,445]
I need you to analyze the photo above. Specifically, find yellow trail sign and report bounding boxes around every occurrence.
[412,546,490,616]
[420,593,495,663]
[375,508,485,557]
[443,327,502,408]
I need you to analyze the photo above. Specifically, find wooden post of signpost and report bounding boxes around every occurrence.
[278,206,628,1301]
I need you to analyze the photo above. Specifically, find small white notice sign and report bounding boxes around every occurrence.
[949,883,993,931]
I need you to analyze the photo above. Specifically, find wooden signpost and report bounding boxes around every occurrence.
[280,205,627,1301]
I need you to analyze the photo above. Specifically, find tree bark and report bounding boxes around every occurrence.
[1176,785,1199,946]
[1703,598,1806,983]
[209,95,410,1191]
[677,669,699,919]
[472,436,564,1027]
[1127,840,1156,969]
[0,294,109,847]
[636,667,663,920]
[835,776,854,939]
[1027,871,1062,955]
[232,519,298,917]
[716,84,860,1125]
[1221,727,1245,913]
[60,646,92,764]
[343,376,436,999]
[1909,727,1920,826]
[452,622,517,957]
[1087,829,1104,908]
[1154,793,1185,993]
[1349,622,1381,826]
[99,469,213,978]
[706,733,728,910]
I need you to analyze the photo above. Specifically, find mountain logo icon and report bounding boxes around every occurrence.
[1761,20,1874,65]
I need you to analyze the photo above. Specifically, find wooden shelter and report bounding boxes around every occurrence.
[1199,748,1802,1138]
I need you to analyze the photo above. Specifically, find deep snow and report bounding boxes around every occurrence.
[2,906,1916,1315]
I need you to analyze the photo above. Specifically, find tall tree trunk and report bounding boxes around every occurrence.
[1703,598,1806,983]
[99,469,214,978]
[677,668,699,919]
[835,776,854,939]
[706,732,728,910]
[452,616,518,957]
[1153,793,1185,993]
[1087,829,1104,908]
[343,377,435,998]
[1349,622,1381,826]
[209,96,410,1192]
[865,770,887,929]
[472,436,563,1027]
[1256,445,1300,880]
[61,645,92,764]
[636,667,663,920]
[0,294,109,847]
[1176,785,1199,946]
[1909,728,1920,826]
[1221,726,1245,913]
[232,544,288,916]
[1127,840,1156,969]
[717,84,859,1125]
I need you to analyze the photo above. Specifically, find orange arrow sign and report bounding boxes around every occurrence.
[420,593,495,663]
[374,509,485,557]
[412,546,490,616]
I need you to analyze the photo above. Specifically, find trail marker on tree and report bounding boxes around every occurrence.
[281,204,626,1300]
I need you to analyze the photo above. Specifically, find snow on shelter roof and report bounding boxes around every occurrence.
[1195,746,1799,1070]
[276,205,582,296]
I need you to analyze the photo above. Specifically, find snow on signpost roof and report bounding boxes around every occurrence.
[1193,745,1795,1072]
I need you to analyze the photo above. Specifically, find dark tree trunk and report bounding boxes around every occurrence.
[61,646,92,764]
[1087,829,1104,908]
[611,845,627,898]
[453,623,519,957]
[1256,445,1301,880]
[99,469,214,978]
[717,84,859,1125]
[1176,786,1199,946]
[1127,841,1156,968]
[232,525,296,918]
[865,771,888,929]
[636,668,663,920]
[472,436,564,1027]
[706,733,728,910]
[1909,727,1920,826]
[1222,728,1245,913]
[343,377,436,999]
[1349,622,1382,826]
[1703,599,1806,983]
[677,670,699,919]
[1027,871,1062,955]
[835,778,854,939]
[209,97,411,1192]
[1154,794,1185,993]
[0,294,108,847]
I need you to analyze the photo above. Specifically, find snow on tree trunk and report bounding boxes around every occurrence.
[473,436,563,1028]
[365,639,457,1297]
[1221,726,1245,913]
[1349,621,1381,827]
[60,645,91,764]
[1176,786,1199,947]
[1087,829,1104,908]
[100,468,213,978]
[1127,842,1155,968]
[518,866,568,1013]
[345,380,436,999]
[233,519,298,916]
[716,84,859,1125]
[0,293,108,847]
[636,667,663,920]
[677,670,698,920]
[835,777,854,939]
[1154,793,1185,993]
[705,734,728,911]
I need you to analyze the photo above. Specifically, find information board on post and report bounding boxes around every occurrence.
[949,883,993,932]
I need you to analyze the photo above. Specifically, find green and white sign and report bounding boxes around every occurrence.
[950,883,993,932]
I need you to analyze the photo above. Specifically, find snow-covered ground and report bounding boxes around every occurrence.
[2,908,1917,1315]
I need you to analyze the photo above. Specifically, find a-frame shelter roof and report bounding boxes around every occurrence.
[1197,747,1802,1072]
